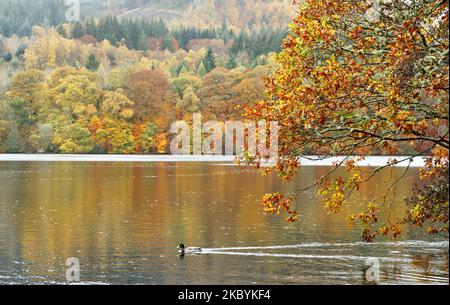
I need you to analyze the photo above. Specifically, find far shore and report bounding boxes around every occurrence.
[0,154,426,167]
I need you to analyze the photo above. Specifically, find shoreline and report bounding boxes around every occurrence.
[0,154,427,167]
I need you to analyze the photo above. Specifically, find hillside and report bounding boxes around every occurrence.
[0,0,294,37]
[115,0,295,31]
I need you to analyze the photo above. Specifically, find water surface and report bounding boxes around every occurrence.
[0,159,448,284]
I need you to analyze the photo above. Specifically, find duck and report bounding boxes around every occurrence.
[177,244,202,254]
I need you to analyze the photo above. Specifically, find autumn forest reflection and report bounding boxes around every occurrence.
[0,161,448,284]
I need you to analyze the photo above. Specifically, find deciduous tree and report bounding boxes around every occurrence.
[126,69,169,121]
[244,0,449,240]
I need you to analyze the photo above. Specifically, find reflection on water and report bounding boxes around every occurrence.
[0,161,448,285]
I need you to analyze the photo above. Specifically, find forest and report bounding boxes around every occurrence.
[0,0,288,154]
[0,0,293,36]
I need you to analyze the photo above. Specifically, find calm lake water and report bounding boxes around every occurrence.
[0,159,448,285]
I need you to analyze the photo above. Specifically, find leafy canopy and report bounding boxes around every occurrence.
[245,0,449,241]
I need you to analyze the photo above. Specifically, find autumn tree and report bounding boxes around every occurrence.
[7,99,34,151]
[126,69,170,121]
[101,89,135,120]
[48,72,103,118]
[234,65,270,107]
[58,123,95,154]
[30,123,54,153]
[0,120,8,146]
[171,72,203,98]
[244,0,449,240]
[198,67,241,119]
[95,117,135,154]
[6,69,44,115]
[133,122,157,154]
[177,86,201,113]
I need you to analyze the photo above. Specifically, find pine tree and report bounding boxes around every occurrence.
[85,18,97,37]
[202,48,216,73]
[137,30,148,51]
[72,22,86,39]
[162,34,175,52]
[1,52,12,62]
[176,60,189,76]
[226,56,237,69]
[16,43,27,57]
[56,24,66,37]
[197,61,207,78]
[86,54,100,71]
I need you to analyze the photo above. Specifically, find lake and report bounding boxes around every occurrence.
[0,156,448,285]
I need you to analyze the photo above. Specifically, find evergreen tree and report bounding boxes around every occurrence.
[16,43,27,57]
[197,61,207,78]
[86,54,100,71]
[137,30,148,51]
[176,60,189,76]
[226,56,237,69]
[56,24,66,37]
[72,22,86,38]
[85,18,97,37]
[202,48,216,73]
[162,34,175,52]
[1,52,12,62]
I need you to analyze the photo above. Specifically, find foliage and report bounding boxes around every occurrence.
[244,0,449,241]
[101,89,135,120]
[6,69,45,112]
[0,24,278,154]
[2,129,20,153]
[86,54,100,71]
[126,69,169,120]
[1,52,12,62]
[30,123,54,153]
[0,0,67,37]
[95,117,135,154]
[9,99,33,127]
[202,48,216,73]
[405,167,449,234]
[58,123,94,154]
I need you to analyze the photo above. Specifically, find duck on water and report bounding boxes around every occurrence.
[177,244,202,254]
